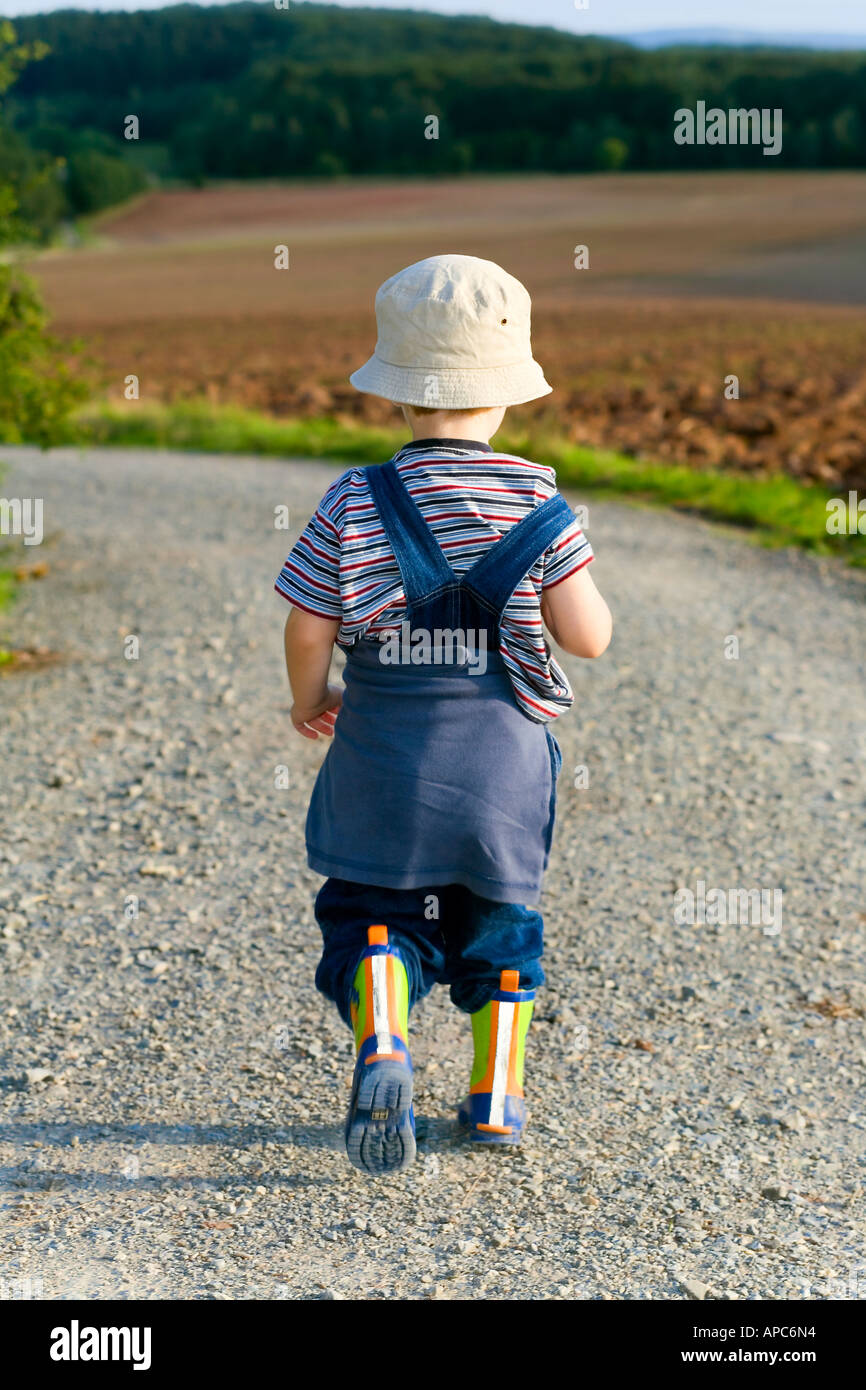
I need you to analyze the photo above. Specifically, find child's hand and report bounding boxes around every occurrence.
[291,684,343,739]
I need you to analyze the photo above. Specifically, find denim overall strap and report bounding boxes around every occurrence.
[463,492,576,617]
[365,459,454,604]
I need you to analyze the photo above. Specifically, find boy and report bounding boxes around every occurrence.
[276,254,611,1175]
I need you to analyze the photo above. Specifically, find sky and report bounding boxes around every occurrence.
[1,0,865,39]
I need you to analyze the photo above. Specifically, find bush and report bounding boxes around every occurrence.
[0,265,89,445]
[596,135,629,170]
[65,146,147,215]
[0,23,90,445]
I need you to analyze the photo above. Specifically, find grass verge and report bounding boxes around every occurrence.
[80,400,866,565]
[0,524,16,665]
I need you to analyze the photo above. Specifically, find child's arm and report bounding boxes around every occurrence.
[284,607,343,739]
[541,567,612,659]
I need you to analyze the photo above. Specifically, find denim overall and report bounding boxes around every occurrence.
[307,458,575,1017]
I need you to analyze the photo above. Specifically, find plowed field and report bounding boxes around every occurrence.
[32,173,866,487]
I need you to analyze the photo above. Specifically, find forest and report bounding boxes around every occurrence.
[1,2,864,235]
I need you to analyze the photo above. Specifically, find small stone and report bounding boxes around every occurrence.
[761,1184,788,1202]
[23,1067,54,1085]
[680,1277,712,1301]
[778,1111,807,1132]
[138,861,179,879]
[456,1239,479,1255]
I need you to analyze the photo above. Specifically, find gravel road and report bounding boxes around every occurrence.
[1,445,865,1302]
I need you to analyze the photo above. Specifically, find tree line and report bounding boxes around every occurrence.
[2,2,865,218]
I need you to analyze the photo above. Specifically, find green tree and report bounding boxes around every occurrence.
[0,22,88,445]
[596,135,629,171]
[65,145,146,214]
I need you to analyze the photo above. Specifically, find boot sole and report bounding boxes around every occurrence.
[459,1115,523,1145]
[466,1129,522,1145]
[345,1058,415,1175]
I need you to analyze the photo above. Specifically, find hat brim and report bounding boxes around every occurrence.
[349,355,552,408]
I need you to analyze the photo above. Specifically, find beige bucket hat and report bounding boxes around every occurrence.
[349,253,552,409]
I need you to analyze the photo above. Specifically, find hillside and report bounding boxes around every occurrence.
[5,3,866,183]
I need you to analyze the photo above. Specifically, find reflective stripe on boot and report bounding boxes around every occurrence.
[350,924,410,1063]
[458,969,534,1144]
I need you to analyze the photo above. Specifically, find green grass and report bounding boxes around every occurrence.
[81,400,407,465]
[0,503,16,662]
[80,400,866,565]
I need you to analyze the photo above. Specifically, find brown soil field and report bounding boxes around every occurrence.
[31,173,866,487]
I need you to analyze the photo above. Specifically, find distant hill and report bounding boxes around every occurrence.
[629,28,866,51]
[3,2,865,190]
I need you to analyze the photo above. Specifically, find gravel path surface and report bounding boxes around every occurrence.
[1,445,865,1302]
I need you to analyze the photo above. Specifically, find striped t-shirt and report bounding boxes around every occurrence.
[275,438,593,723]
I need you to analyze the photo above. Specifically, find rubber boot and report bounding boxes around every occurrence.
[345,925,415,1175]
[457,970,534,1144]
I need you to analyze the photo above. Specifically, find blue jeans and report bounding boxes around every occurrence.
[314,878,544,1026]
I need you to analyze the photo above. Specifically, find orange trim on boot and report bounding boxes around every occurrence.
[506,997,524,1100]
[470,998,500,1095]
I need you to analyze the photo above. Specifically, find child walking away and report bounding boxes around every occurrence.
[277,254,612,1175]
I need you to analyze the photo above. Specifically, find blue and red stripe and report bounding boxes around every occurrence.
[275,441,593,724]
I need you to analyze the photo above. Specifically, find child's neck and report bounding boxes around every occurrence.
[405,409,502,445]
